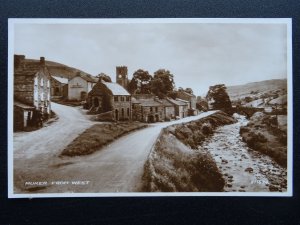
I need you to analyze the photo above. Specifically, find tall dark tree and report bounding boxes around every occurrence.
[96,73,112,82]
[206,84,233,115]
[150,69,175,98]
[150,79,165,99]
[128,79,138,94]
[129,69,152,94]
[196,96,208,112]
[167,90,178,100]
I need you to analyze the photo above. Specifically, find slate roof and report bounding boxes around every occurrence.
[138,98,163,107]
[89,81,130,96]
[131,97,140,104]
[52,76,68,84]
[178,91,196,97]
[14,100,35,110]
[160,99,174,107]
[176,98,189,103]
[102,81,130,96]
[167,98,188,106]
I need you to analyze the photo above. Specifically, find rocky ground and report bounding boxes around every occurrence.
[200,114,287,192]
[142,111,236,192]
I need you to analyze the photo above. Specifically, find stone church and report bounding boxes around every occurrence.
[87,75,131,121]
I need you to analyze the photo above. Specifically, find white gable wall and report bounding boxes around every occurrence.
[68,76,88,100]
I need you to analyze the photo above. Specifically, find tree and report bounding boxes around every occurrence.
[129,69,152,94]
[150,79,165,99]
[128,79,138,94]
[150,69,175,98]
[97,73,112,82]
[206,84,233,115]
[185,87,193,95]
[196,96,208,112]
[167,90,178,100]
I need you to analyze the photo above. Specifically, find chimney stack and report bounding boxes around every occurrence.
[40,57,45,66]
[14,55,25,68]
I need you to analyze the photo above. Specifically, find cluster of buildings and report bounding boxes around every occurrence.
[13,55,197,131]
[85,66,197,122]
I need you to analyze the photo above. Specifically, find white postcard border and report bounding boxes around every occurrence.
[7,18,293,198]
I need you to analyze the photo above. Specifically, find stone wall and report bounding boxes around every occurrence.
[140,105,165,122]
[14,75,34,105]
[165,106,175,119]
[113,97,131,120]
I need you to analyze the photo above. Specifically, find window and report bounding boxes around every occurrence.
[127,108,130,116]
[34,77,38,86]
[114,96,118,102]
[126,96,130,101]
[121,108,124,118]
[155,107,158,113]
[121,96,124,102]
[150,107,153,112]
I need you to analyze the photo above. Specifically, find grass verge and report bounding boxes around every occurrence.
[61,122,147,156]
[141,111,235,192]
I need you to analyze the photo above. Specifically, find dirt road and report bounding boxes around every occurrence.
[13,103,216,194]
[14,102,95,160]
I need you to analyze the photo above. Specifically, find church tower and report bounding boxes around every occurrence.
[116,66,128,89]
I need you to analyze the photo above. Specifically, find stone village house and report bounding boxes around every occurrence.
[167,98,189,119]
[131,94,189,122]
[14,55,51,131]
[131,94,165,122]
[50,75,68,99]
[177,90,197,114]
[87,79,131,121]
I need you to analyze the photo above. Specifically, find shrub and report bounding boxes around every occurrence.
[201,122,213,135]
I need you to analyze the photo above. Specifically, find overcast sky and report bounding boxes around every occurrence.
[13,21,288,96]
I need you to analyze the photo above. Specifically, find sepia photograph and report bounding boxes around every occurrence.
[8,18,293,197]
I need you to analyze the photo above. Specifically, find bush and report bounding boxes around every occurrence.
[240,112,287,168]
[201,122,213,135]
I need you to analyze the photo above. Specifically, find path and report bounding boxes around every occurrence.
[14,102,95,159]
[13,104,216,194]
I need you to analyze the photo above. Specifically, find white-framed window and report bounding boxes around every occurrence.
[34,76,38,86]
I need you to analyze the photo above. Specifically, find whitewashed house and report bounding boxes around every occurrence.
[68,72,97,101]
[14,55,51,131]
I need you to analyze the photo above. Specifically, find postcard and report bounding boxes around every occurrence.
[8,18,293,198]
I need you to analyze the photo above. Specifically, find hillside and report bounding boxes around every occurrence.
[227,79,287,101]
[25,59,94,80]
[227,79,287,108]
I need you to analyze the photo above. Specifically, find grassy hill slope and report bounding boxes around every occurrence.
[227,79,287,101]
